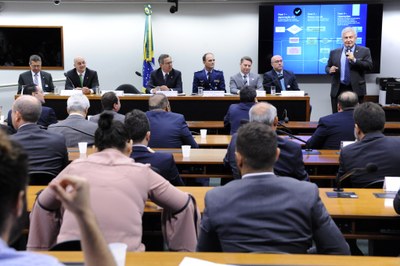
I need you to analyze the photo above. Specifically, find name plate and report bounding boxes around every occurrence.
[203,90,225,97]
[156,90,178,97]
[384,176,400,192]
[281,90,305,97]
[113,90,124,96]
[256,90,266,97]
[60,90,83,96]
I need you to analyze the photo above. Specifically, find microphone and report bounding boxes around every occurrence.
[334,163,378,192]
[276,129,320,155]
[277,121,293,134]
[264,75,284,88]
[283,109,289,123]
[345,47,352,57]
[64,73,76,89]
[135,71,142,77]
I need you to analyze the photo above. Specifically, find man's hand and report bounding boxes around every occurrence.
[329,66,339,74]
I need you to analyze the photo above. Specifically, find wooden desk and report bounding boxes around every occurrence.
[39,251,400,266]
[193,135,231,147]
[42,94,310,121]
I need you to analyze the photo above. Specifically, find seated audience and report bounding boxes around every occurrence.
[90,91,125,123]
[192,52,225,93]
[338,102,400,188]
[197,122,350,254]
[263,55,299,94]
[224,86,257,135]
[146,94,198,148]
[125,109,184,186]
[306,91,357,149]
[8,84,58,133]
[28,112,198,251]
[224,102,309,181]
[48,94,97,147]
[10,95,68,177]
[0,131,116,266]
[394,188,400,215]
[229,56,263,94]
[146,54,183,93]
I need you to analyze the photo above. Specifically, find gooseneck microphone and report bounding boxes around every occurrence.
[283,109,289,123]
[276,129,320,155]
[135,71,142,77]
[64,73,76,89]
[264,75,284,89]
[334,163,378,192]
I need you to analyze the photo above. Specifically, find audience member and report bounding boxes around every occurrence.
[326,27,373,113]
[306,91,358,149]
[125,109,184,186]
[10,95,68,176]
[394,188,400,215]
[198,122,350,254]
[65,56,99,95]
[90,91,125,123]
[224,86,257,135]
[146,94,198,148]
[229,56,263,94]
[337,102,400,188]
[192,52,225,93]
[48,94,97,147]
[146,54,183,93]
[8,84,58,132]
[17,54,54,94]
[263,55,299,94]
[224,102,308,181]
[0,131,116,266]
[28,112,198,251]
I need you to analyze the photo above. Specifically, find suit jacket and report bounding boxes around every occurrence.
[7,106,58,132]
[338,132,400,188]
[10,123,68,176]
[65,67,99,90]
[146,110,199,148]
[130,145,184,186]
[263,69,299,93]
[197,173,349,254]
[146,68,183,93]
[28,149,196,251]
[306,109,355,149]
[229,72,263,94]
[394,189,400,215]
[90,110,125,124]
[325,45,373,97]
[224,102,255,135]
[17,70,55,93]
[224,134,309,181]
[192,69,226,93]
[48,114,98,147]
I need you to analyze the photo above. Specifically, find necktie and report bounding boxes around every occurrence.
[33,73,39,85]
[207,72,211,84]
[279,73,285,91]
[164,73,168,83]
[243,75,248,85]
[344,58,351,85]
[79,74,83,87]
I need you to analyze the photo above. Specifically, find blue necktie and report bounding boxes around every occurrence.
[243,75,247,85]
[279,73,285,91]
[343,58,351,85]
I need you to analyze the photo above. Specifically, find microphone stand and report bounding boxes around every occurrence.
[276,129,320,155]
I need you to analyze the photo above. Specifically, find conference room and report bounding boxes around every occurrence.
[1,0,400,264]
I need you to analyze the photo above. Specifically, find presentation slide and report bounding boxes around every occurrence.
[273,4,367,74]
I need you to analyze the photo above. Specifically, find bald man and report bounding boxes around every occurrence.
[263,55,299,94]
[65,56,99,95]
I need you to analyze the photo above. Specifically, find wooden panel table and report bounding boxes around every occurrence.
[42,94,311,121]
[39,251,400,266]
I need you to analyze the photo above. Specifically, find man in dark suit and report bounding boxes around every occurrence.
[326,27,373,113]
[17,54,54,94]
[8,84,58,133]
[338,102,400,188]
[146,54,183,93]
[192,52,225,93]
[224,86,257,135]
[10,95,68,176]
[224,102,308,181]
[146,94,198,148]
[229,56,263,94]
[125,109,184,186]
[306,91,357,150]
[198,122,349,254]
[90,91,125,123]
[48,94,97,147]
[65,56,99,95]
[263,55,299,94]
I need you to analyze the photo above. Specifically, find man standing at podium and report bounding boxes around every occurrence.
[65,56,99,95]
[192,52,225,93]
[146,54,183,93]
[326,27,373,113]
[263,55,299,94]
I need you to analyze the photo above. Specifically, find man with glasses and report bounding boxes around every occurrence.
[263,55,299,94]
[192,52,226,93]
[146,54,183,93]
[17,54,55,94]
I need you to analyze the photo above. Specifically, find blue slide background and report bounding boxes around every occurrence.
[273,4,367,74]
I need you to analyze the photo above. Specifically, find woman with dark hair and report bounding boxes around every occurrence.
[28,113,197,251]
